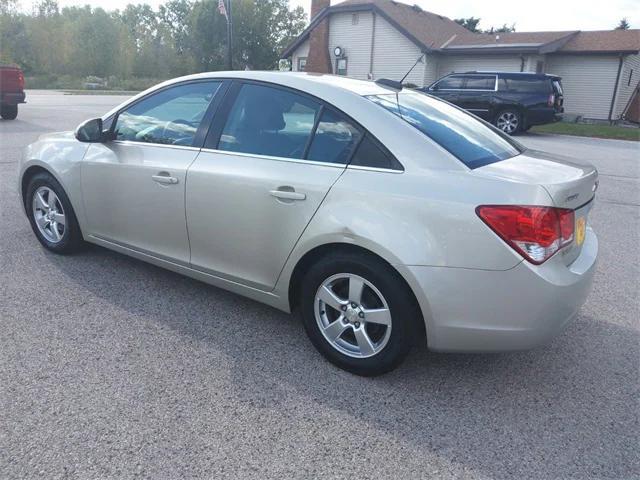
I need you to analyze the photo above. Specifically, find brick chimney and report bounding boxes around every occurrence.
[306,0,332,74]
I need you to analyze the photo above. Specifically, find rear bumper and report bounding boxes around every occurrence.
[1,92,26,105]
[526,107,562,126]
[400,227,598,352]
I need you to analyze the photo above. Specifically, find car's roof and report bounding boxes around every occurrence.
[163,71,396,97]
[458,71,561,79]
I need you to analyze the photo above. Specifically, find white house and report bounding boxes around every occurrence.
[282,0,640,121]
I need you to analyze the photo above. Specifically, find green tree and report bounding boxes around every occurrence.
[454,17,480,33]
[616,18,630,30]
[484,23,516,34]
[0,0,307,84]
[68,7,120,77]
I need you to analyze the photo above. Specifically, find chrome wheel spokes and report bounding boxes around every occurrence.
[32,186,66,244]
[315,273,392,358]
[497,112,519,134]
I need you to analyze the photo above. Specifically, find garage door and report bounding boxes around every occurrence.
[546,54,618,120]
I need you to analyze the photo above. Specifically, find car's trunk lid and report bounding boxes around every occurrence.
[476,149,598,265]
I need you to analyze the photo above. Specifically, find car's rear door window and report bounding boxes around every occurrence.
[463,75,496,91]
[368,92,522,169]
[218,83,320,159]
[115,81,221,146]
[306,109,362,164]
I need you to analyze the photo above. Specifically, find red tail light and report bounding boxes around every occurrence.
[17,71,25,90]
[547,94,555,107]
[476,205,575,264]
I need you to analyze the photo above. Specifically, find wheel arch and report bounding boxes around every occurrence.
[21,164,59,208]
[286,242,427,343]
[20,163,85,236]
[494,103,524,119]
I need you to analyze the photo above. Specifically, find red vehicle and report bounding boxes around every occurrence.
[0,65,26,120]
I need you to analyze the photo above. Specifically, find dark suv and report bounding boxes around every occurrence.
[422,72,564,134]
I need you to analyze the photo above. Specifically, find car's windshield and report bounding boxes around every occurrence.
[367,91,523,169]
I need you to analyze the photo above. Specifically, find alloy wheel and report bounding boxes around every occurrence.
[32,186,66,243]
[496,111,519,134]
[314,273,392,358]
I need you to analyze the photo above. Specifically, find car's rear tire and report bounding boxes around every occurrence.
[25,172,84,254]
[495,109,521,135]
[300,252,418,376]
[1,105,18,120]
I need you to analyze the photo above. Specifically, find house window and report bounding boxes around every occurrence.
[629,69,634,86]
[297,57,307,72]
[352,13,359,25]
[336,58,348,76]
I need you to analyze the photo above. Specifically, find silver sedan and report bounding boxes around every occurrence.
[19,72,598,375]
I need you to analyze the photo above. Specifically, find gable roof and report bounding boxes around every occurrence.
[446,31,576,48]
[281,0,468,58]
[337,0,469,49]
[444,29,639,54]
[559,29,640,53]
[281,0,640,58]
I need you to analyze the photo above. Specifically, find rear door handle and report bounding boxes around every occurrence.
[269,189,306,201]
[152,173,179,185]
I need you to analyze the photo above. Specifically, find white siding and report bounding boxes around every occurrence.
[291,39,310,72]
[614,53,640,118]
[329,12,374,79]
[371,14,426,86]
[546,54,620,120]
[423,54,439,86]
[525,54,545,73]
[436,55,523,77]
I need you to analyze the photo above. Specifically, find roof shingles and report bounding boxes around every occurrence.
[282,0,640,57]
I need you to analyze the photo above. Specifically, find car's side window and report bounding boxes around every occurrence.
[349,134,403,171]
[435,75,465,90]
[114,81,221,146]
[499,78,551,93]
[306,109,362,164]
[218,83,321,159]
[463,75,496,91]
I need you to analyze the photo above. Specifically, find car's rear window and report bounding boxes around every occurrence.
[367,92,522,169]
[552,80,563,95]
[498,77,552,93]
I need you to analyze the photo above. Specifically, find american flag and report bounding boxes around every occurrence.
[218,0,228,20]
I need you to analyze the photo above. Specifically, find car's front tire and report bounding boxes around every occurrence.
[1,105,18,120]
[495,109,521,135]
[25,172,84,254]
[300,252,419,376]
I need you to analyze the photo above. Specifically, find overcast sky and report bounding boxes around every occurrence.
[25,0,639,31]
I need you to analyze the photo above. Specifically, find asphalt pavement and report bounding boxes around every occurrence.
[1,91,638,479]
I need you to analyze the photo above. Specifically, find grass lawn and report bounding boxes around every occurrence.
[531,122,640,141]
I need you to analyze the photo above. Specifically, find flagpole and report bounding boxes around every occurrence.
[226,0,233,70]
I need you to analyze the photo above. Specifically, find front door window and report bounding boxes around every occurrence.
[114,81,221,146]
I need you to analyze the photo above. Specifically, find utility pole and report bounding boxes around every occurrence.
[226,0,233,70]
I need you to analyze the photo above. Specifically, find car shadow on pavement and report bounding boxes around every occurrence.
[42,243,639,479]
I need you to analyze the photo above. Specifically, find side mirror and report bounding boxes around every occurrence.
[430,84,439,91]
[75,118,108,143]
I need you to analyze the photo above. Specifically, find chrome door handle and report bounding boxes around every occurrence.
[269,189,306,201]
[152,174,179,185]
